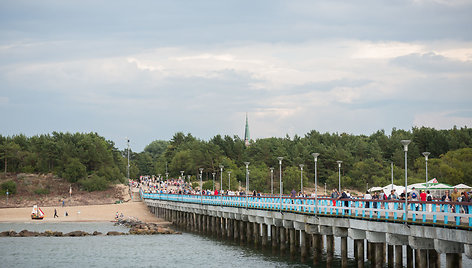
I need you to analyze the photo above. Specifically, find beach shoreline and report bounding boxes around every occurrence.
[0,201,164,223]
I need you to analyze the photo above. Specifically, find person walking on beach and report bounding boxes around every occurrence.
[54,208,58,218]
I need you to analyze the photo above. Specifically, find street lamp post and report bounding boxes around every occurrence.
[401,140,411,221]
[391,162,394,192]
[219,165,224,193]
[199,168,204,204]
[244,162,250,208]
[312,153,320,213]
[422,152,430,190]
[227,171,232,191]
[212,172,216,192]
[199,168,204,191]
[336,161,342,192]
[165,172,169,181]
[126,138,130,181]
[277,157,284,211]
[299,164,304,194]
[270,167,274,195]
[180,171,184,182]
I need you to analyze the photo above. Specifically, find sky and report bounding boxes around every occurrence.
[1,0,472,152]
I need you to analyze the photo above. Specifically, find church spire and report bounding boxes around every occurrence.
[244,113,250,147]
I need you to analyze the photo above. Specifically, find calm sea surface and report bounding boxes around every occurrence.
[0,222,470,267]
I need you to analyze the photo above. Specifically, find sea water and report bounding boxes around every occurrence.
[0,222,470,267]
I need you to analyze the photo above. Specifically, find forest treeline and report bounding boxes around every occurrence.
[0,132,126,192]
[133,126,472,194]
[1,126,472,193]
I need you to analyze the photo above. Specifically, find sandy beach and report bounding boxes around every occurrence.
[0,201,164,223]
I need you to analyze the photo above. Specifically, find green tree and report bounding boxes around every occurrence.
[63,158,87,183]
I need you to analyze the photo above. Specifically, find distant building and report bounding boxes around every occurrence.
[244,113,250,147]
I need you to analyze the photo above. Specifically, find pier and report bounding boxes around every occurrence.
[143,192,472,267]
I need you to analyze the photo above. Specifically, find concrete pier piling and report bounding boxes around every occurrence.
[356,239,365,268]
[341,236,348,268]
[326,234,334,265]
[300,230,307,259]
[261,224,268,248]
[280,227,286,252]
[395,245,403,268]
[289,228,296,256]
[312,234,322,264]
[234,219,239,241]
[271,225,277,249]
[407,245,414,268]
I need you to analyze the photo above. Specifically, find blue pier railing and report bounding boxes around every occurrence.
[141,190,472,228]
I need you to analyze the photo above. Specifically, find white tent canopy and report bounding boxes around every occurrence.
[453,183,471,190]
[368,186,383,192]
[367,178,454,198]
[381,184,406,196]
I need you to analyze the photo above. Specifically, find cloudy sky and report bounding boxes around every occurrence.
[1,0,471,151]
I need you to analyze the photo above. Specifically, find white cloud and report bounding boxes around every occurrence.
[2,38,471,150]
[413,111,472,129]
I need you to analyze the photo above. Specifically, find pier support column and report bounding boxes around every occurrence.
[261,224,268,248]
[428,249,440,268]
[417,249,427,268]
[446,253,461,268]
[253,222,259,247]
[388,245,394,268]
[349,228,366,268]
[280,227,286,252]
[395,245,403,268]
[203,215,207,233]
[300,230,307,260]
[289,228,296,257]
[221,217,225,237]
[435,239,463,268]
[334,227,348,268]
[407,245,413,268]
[375,243,384,268]
[227,218,232,239]
[271,225,277,249]
[410,236,435,268]
[246,221,252,243]
[355,239,365,268]
[239,221,245,242]
[312,234,322,264]
[341,237,348,268]
[233,219,239,241]
[326,235,334,265]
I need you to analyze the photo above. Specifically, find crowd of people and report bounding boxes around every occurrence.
[133,176,471,215]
